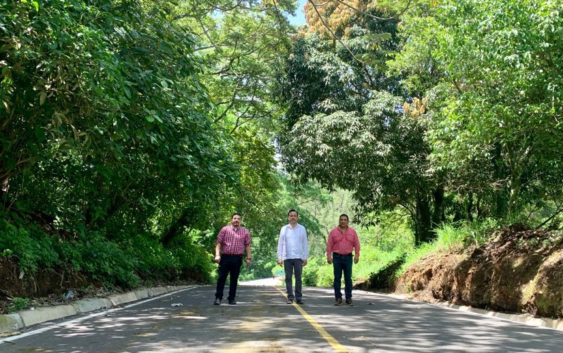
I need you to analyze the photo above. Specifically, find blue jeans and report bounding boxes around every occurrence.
[333,253,353,299]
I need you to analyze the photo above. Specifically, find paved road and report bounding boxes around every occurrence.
[2,280,563,352]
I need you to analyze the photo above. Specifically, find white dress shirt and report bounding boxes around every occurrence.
[277,223,309,260]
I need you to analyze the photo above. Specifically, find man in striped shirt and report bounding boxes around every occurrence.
[277,209,309,304]
[213,213,251,305]
[327,214,360,306]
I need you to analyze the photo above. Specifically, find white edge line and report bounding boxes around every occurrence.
[0,286,198,345]
[354,289,562,332]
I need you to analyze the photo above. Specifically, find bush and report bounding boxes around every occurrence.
[0,213,214,289]
[8,297,30,312]
[302,257,321,286]
[316,263,335,287]
[0,219,59,273]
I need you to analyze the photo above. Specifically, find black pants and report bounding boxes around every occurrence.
[215,255,243,301]
[284,258,303,300]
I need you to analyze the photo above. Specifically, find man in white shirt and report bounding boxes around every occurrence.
[277,209,309,304]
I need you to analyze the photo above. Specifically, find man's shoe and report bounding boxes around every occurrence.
[296,299,304,305]
[287,299,293,304]
[228,299,237,305]
[213,298,221,306]
[334,298,343,306]
[345,298,353,305]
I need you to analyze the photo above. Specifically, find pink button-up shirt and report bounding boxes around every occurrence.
[217,225,251,255]
[327,227,360,258]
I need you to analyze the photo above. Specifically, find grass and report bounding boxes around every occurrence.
[354,247,405,280]
[397,219,500,276]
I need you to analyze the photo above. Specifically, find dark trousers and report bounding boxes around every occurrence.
[215,255,243,301]
[333,253,353,299]
[283,258,303,300]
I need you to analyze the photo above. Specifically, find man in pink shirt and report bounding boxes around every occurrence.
[327,214,360,306]
[213,213,251,305]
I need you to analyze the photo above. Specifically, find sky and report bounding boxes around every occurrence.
[287,0,307,26]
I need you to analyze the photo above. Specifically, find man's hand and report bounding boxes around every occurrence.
[245,258,252,267]
[214,255,221,264]
[327,257,332,264]
[354,256,359,264]
[303,259,308,267]
[277,259,283,267]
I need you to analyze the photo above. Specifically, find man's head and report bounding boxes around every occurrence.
[338,214,349,229]
[231,213,242,228]
[288,209,299,224]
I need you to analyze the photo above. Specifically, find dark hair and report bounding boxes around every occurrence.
[232,213,242,219]
[339,214,349,221]
[288,209,299,216]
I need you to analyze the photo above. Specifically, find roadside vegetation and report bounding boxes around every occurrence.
[2,0,563,318]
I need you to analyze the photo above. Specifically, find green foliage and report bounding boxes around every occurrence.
[398,242,436,276]
[354,247,405,280]
[366,253,406,290]
[0,219,58,273]
[0,210,219,287]
[314,261,335,287]
[0,0,287,289]
[359,210,415,252]
[398,219,501,276]
[8,297,29,312]
[4,0,563,294]
[302,257,321,286]
[435,219,500,248]
[391,0,563,220]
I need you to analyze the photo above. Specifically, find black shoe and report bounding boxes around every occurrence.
[287,299,293,304]
[345,298,353,305]
[296,299,304,305]
[228,299,237,305]
[214,298,221,305]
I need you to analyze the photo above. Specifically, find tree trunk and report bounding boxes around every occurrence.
[466,192,474,222]
[415,197,433,245]
[432,186,445,228]
[161,205,197,247]
[493,142,509,219]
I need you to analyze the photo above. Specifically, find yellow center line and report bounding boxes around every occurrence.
[275,287,349,353]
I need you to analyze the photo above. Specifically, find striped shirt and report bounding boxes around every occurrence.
[217,225,251,255]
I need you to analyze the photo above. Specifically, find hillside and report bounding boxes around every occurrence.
[392,224,563,318]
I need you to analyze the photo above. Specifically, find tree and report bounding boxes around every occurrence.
[0,0,240,284]
[277,2,447,243]
[391,0,563,220]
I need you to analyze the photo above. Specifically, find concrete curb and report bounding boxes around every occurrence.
[0,285,191,334]
[439,302,563,330]
[359,290,563,331]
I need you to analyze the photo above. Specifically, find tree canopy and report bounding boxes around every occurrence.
[1,0,563,290]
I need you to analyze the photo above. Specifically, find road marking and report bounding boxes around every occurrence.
[275,287,348,353]
[0,286,198,345]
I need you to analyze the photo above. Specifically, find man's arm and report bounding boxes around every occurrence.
[214,242,221,263]
[245,245,252,266]
[214,228,224,263]
[326,230,334,264]
[302,227,309,266]
[353,229,360,264]
[245,231,252,266]
[277,226,284,266]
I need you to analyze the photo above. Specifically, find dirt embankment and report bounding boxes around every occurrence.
[0,257,96,314]
[394,224,563,318]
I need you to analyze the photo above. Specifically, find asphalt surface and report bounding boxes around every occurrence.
[2,279,563,352]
